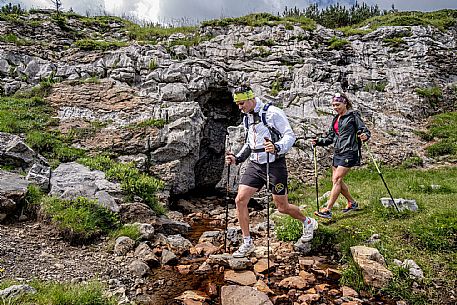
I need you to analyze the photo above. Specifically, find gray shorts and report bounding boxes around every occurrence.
[333,151,360,168]
[239,157,288,195]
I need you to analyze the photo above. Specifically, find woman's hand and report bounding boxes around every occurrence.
[358,133,368,142]
[225,153,236,165]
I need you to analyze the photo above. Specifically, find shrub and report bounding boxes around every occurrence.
[148,58,157,70]
[363,81,387,92]
[234,42,244,48]
[110,224,142,241]
[327,36,349,50]
[74,39,127,51]
[415,86,442,99]
[78,156,165,214]
[383,37,406,47]
[126,118,166,129]
[401,156,424,168]
[274,215,302,241]
[42,196,120,242]
[426,140,456,157]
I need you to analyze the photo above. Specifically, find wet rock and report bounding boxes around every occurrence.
[224,270,257,286]
[278,276,308,290]
[175,290,210,304]
[254,259,275,274]
[299,270,316,284]
[191,242,219,256]
[221,285,273,305]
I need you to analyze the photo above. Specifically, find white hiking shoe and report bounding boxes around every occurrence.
[232,243,255,258]
[300,217,318,242]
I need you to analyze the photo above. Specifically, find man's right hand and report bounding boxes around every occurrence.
[310,138,317,145]
[225,153,236,165]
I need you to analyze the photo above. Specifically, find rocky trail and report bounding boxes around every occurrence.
[0,196,398,305]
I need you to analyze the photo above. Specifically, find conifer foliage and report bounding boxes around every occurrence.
[282,1,397,28]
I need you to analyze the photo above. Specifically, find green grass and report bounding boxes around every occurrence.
[363,81,387,92]
[425,112,457,157]
[110,224,142,241]
[41,196,120,242]
[126,118,166,129]
[0,94,86,168]
[356,9,457,31]
[277,166,457,304]
[201,12,316,30]
[78,155,165,215]
[0,280,117,305]
[327,36,349,50]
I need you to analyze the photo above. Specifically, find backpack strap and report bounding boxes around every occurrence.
[261,103,282,143]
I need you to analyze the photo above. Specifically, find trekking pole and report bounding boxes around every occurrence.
[224,135,231,253]
[363,142,400,212]
[264,137,271,286]
[312,144,319,212]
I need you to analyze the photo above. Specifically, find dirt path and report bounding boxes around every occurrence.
[0,222,133,287]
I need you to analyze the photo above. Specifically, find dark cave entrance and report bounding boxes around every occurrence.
[192,87,240,194]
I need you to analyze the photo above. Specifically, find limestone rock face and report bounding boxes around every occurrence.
[1,11,456,198]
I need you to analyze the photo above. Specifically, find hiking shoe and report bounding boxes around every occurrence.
[314,209,332,219]
[342,201,358,213]
[300,217,318,242]
[232,243,255,258]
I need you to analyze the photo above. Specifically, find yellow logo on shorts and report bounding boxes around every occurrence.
[275,183,285,193]
[345,159,349,163]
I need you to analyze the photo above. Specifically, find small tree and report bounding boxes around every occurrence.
[49,0,62,15]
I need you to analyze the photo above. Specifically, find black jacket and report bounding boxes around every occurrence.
[316,110,371,155]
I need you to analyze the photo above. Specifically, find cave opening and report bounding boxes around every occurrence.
[191,87,240,195]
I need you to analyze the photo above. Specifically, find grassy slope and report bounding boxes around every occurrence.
[285,165,456,304]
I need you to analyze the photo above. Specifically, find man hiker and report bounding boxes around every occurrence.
[225,85,318,258]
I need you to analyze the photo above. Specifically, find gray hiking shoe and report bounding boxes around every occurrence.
[342,201,358,213]
[300,217,318,242]
[232,243,255,258]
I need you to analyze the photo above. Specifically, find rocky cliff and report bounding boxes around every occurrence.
[1,10,456,199]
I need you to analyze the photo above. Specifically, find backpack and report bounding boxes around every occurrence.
[243,103,282,143]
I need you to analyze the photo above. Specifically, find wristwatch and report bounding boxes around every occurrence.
[274,144,281,153]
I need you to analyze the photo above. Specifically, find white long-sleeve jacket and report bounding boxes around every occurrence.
[235,97,296,165]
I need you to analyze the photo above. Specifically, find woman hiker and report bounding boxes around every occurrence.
[311,93,370,219]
